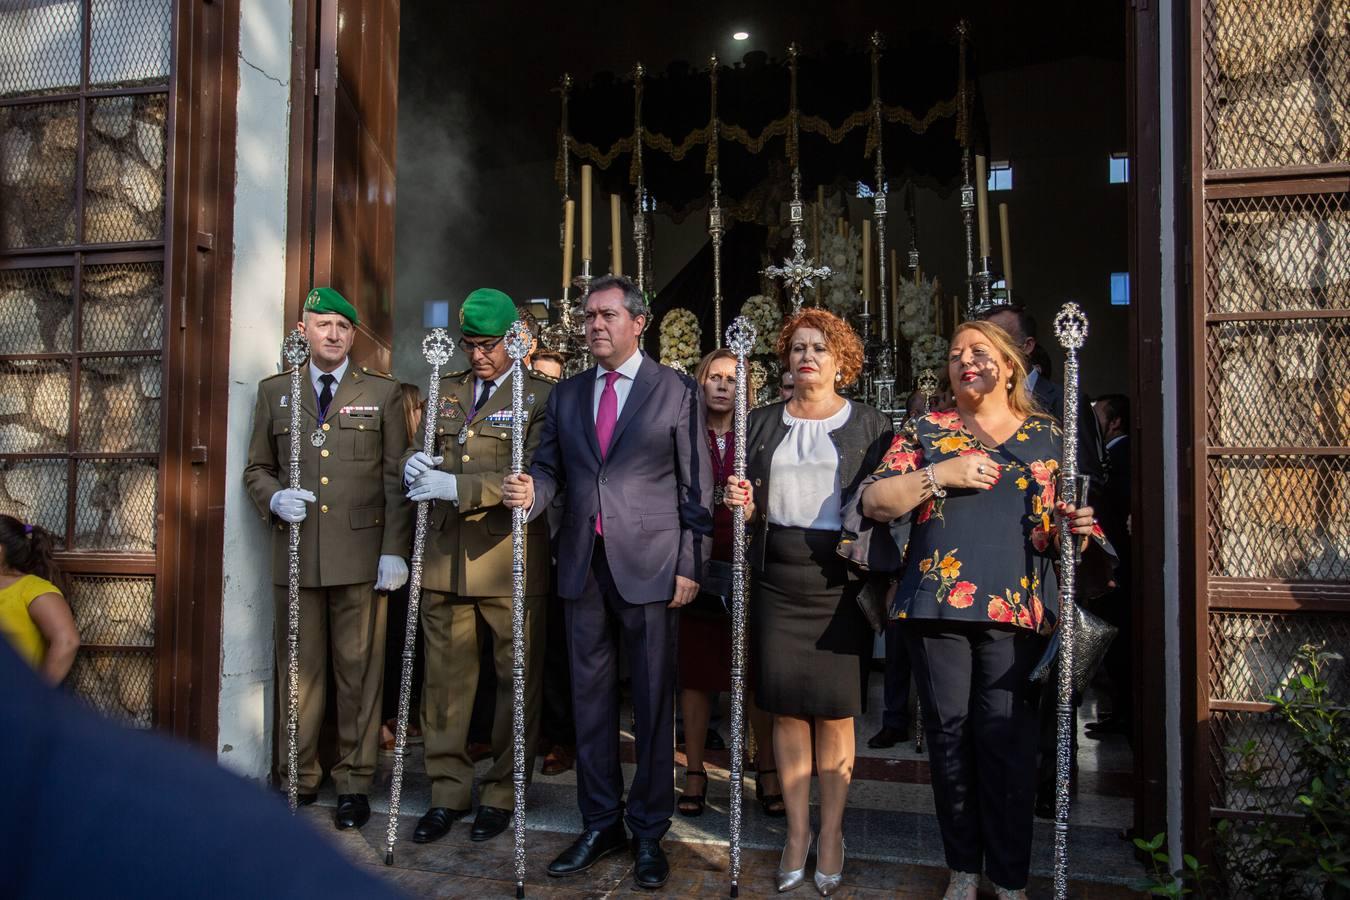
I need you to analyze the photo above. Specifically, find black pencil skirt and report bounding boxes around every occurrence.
[750,525,870,718]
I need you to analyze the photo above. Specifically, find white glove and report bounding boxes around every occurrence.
[375,554,409,592]
[407,470,458,504]
[403,451,443,485]
[269,488,316,523]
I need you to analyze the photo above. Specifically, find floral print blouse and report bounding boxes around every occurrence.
[870,409,1111,634]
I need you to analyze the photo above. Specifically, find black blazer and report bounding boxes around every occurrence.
[743,400,893,571]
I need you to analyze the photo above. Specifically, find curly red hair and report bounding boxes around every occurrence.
[775,307,864,388]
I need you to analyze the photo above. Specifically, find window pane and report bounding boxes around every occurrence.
[1111,272,1130,306]
[68,575,155,647]
[0,360,71,453]
[75,458,157,550]
[80,356,161,452]
[0,101,79,248]
[82,262,164,352]
[68,648,154,728]
[0,1,83,98]
[85,93,168,244]
[0,265,75,354]
[90,0,172,88]
[0,459,68,547]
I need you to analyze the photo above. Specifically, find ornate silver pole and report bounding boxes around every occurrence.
[709,55,724,347]
[632,62,648,297]
[724,315,756,898]
[383,329,456,866]
[869,31,896,416]
[280,328,309,814]
[765,45,831,314]
[1051,302,1089,899]
[505,320,532,898]
[956,21,978,319]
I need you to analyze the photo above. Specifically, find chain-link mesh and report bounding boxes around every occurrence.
[0,101,79,249]
[0,266,75,355]
[0,360,71,453]
[1209,612,1350,702]
[75,459,157,551]
[0,2,83,98]
[85,94,167,244]
[1208,318,1350,446]
[68,575,155,647]
[69,649,154,728]
[0,459,67,546]
[81,262,164,352]
[1203,0,1350,170]
[1208,455,1350,579]
[79,356,161,453]
[1206,193,1350,315]
[90,0,172,89]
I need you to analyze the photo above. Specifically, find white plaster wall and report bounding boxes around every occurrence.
[217,0,293,780]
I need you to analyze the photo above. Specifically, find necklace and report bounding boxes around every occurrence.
[714,433,727,454]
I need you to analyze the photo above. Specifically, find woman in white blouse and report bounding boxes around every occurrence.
[725,308,892,896]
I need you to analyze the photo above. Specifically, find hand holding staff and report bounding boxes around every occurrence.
[504,320,533,898]
[1051,302,1089,900]
[383,329,456,866]
[724,315,757,898]
[280,328,310,814]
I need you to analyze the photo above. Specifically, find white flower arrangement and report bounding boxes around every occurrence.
[818,229,861,318]
[739,294,782,356]
[659,308,701,372]
[911,332,948,377]
[897,276,937,341]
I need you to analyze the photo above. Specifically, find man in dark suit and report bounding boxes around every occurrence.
[1087,394,1133,737]
[502,274,712,890]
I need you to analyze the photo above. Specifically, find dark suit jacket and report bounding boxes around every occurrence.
[1031,374,1106,488]
[528,354,713,603]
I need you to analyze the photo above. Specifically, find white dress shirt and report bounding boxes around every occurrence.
[1024,366,1040,396]
[309,357,350,415]
[767,402,852,530]
[592,348,644,421]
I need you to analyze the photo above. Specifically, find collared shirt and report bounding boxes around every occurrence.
[1025,366,1040,395]
[1105,434,1127,451]
[309,357,350,415]
[592,348,644,421]
[471,373,503,415]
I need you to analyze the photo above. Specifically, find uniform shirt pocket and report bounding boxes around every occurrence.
[338,413,382,460]
[349,505,384,529]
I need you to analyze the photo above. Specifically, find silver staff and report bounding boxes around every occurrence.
[505,320,533,898]
[725,315,756,898]
[383,328,455,866]
[914,368,939,756]
[280,328,309,813]
[1051,302,1089,899]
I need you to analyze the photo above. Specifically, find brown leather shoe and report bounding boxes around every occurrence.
[541,744,575,776]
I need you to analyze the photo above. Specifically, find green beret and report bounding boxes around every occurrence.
[303,286,360,325]
[459,288,517,337]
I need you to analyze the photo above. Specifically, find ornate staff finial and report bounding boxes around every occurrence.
[282,328,309,367]
[421,328,454,366]
[726,315,756,357]
[1053,302,1089,350]
[504,320,532,362]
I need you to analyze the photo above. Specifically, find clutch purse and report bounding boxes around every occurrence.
[1029,604,1118,694]
[855,576,895,634]
[685,560,733,619]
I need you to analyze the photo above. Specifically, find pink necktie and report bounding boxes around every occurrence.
[595,370,621,534]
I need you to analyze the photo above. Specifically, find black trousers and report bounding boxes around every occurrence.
[881,618,913,732]
[566,538,676,839]
[905,620,1045,891]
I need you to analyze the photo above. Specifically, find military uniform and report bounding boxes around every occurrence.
[410,364,554,812]
[243,361,411,796]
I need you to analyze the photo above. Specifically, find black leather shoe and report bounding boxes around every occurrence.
[547,823,628,877]
[867,725,906,749]
[470,805,512,842]
[413,807,468,843]
[704,730,726,751]
[334,794,370,830]
[631,838,670,889]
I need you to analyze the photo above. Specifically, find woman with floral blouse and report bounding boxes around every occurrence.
[856,320,1111,900]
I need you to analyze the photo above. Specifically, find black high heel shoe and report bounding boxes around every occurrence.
[677,769,708,817]
[756,768,786,817]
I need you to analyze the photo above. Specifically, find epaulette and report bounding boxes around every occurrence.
[441,368,471,380]
[529,369,559,385]
[261,368,297,383]
[360,366,397,380]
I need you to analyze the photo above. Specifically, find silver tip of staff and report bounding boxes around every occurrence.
[282,328,309,366]
[725,316,756,356]
[505,320,532,362]
[1053,302,1088,349]
[422,327,455,366]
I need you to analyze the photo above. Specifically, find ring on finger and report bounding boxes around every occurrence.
[977,464,986,475]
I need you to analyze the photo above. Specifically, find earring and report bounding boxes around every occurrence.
[835,372,842,382]
[1006,380,1013,390]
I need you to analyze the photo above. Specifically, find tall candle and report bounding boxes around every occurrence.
[580,164,593,260]
[814,191,823,304]
[561,199,576,290]
[610,194,622,275]
[998,202,1013,294]
[890,248,898,306]
[975,154,991,259]
[861,219,872,307]
[952,295,960,332]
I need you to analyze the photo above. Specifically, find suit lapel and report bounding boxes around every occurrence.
[606,355,659,456]
[470,370,513,425]
[299,363,319,426]
[580,367,603,461]
[327,364,367,419]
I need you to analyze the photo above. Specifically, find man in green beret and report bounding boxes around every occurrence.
[400,288,555,844]
[244,286,412,830]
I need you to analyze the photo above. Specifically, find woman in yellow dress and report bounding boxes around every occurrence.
[0,515,79,684]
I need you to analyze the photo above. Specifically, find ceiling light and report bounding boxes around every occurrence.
[733,31,749,41]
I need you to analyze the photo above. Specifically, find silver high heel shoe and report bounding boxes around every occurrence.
[943,870,981,900]
[776,833,814,893]
[813,836,845,896]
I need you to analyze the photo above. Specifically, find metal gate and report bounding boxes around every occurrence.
[1190,0,1350,871]
[0,0,174,727]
